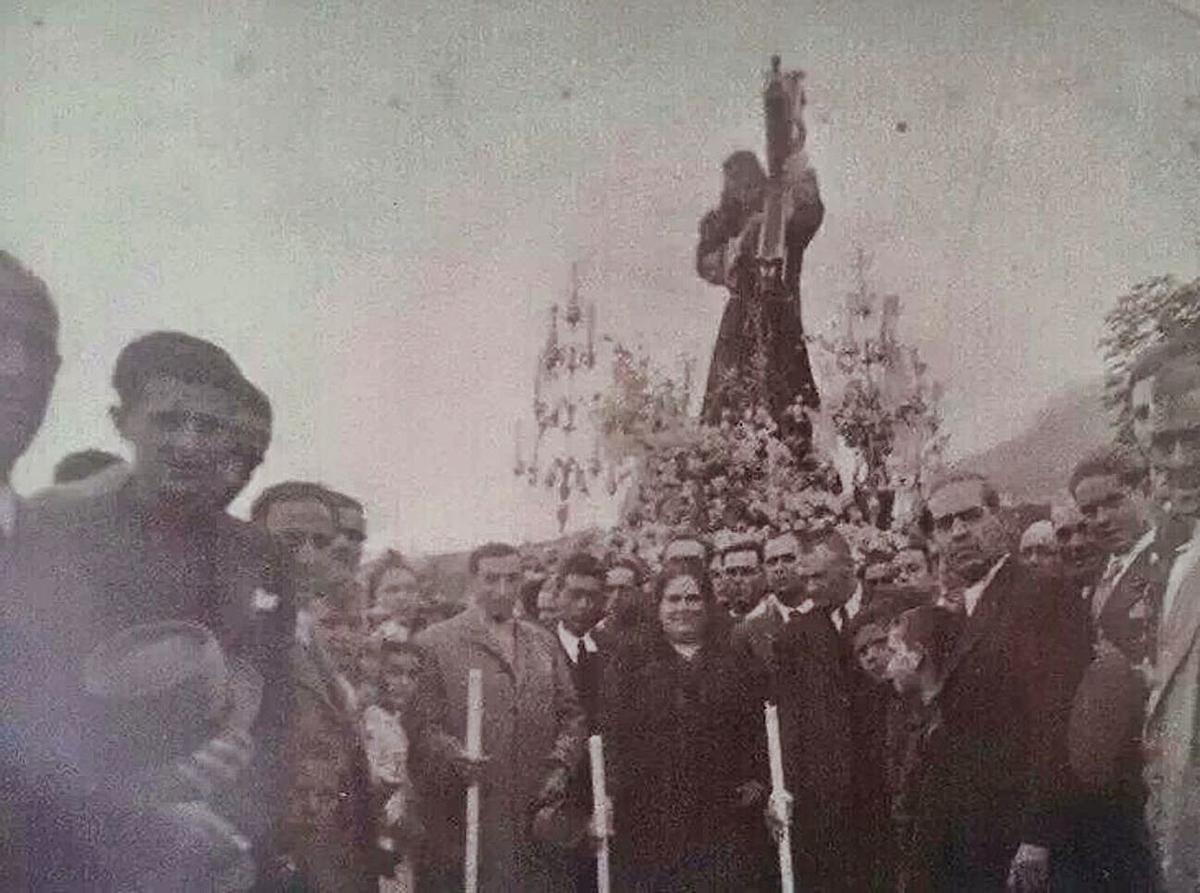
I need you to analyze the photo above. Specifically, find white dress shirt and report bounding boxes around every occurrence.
[962,554,1009,618]
[1093,527,1156,620]
[745,593,776,621]
[557,622,598,664]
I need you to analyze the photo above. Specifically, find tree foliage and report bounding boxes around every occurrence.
[1100,275,1200,443]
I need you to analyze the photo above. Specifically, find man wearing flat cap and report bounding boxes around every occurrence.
[10,329,297,887]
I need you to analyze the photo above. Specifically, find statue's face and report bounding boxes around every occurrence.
[721,156,764,209]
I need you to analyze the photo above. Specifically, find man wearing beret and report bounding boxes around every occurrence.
[10,329,297,887]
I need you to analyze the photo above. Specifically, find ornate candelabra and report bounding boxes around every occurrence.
[514,264,604,530]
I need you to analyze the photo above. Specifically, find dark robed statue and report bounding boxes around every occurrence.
[696,58,823,430]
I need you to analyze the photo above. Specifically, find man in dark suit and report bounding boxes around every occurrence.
[924,471,1091,891]
[1061,446,1159,889]
[591,555,651,655]
[770,528,857,891]
[9,331,298,888]
[544,551,608,891]
[554,552,607,730]
[731,530,795,678]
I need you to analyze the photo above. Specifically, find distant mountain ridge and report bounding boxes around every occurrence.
[957,377,1114,503]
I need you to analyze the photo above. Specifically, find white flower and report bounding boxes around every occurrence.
[252,588,280,612]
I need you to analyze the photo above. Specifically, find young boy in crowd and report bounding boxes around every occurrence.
[886,605,963,893]
[361,634,424,892]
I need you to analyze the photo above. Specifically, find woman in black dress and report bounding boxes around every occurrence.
[601,568,773,891]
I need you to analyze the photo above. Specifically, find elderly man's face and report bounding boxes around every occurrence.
[1019,522,1059,573]
[0,303,59,474]
[928,480,1008,585]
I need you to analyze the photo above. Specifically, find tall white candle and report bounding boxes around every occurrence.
[764,701,794,893]
[464,669,483,893]
[588,735,611,893]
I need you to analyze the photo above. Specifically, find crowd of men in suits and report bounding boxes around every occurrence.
[3,243,1200,892]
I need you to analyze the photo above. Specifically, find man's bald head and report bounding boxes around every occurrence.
[1019,520,1057,574]
[0,251,61,477]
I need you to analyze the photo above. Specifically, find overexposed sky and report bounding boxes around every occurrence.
[4,0,1199,552]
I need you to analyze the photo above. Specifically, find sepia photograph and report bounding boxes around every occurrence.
[2,0,1200,889]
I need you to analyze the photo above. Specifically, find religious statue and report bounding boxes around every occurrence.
[696,56,824,432]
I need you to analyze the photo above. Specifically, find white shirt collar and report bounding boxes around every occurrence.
[557,622,598,662]
[1106,526,1156,589]
[670,642,701,660]
[783,583,861,629]
[780,595,817,620]
[0,483,14,537]
[842,583,864,623]
[963,554,1009,618]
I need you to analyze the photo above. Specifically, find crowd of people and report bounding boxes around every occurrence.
[3,244,1200,892]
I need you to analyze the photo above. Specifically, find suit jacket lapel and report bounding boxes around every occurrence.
[1148,557,1200,719]
[943,559,1010,681]
[754,611,783,667]
[1095,537,1158,625]
[460,608,516,679]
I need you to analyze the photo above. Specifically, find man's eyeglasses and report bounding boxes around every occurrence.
[278,531,333,551]
[933,506,983,533]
